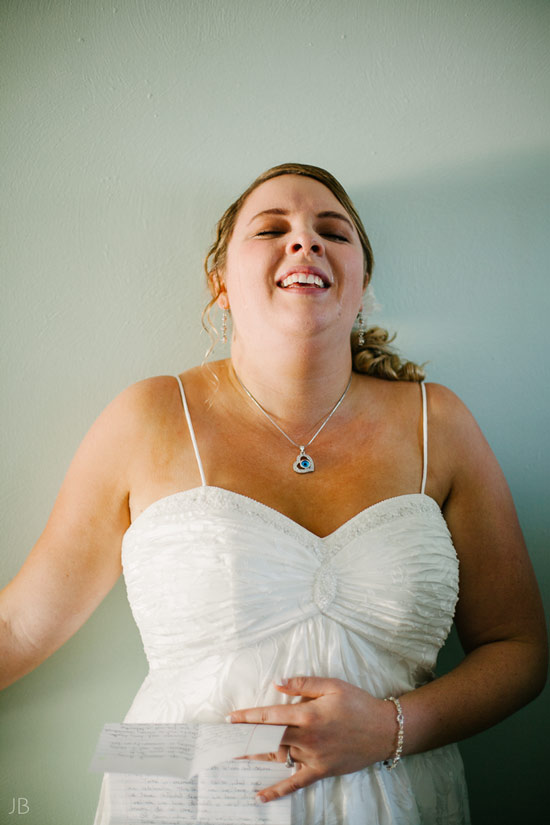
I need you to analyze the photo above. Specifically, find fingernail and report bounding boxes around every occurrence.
[225,714,233,723]
[255,794,267,805]
[274,676,289,687]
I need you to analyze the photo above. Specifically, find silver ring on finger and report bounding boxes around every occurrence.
[285,748,295,769]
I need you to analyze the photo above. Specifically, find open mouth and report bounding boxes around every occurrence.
[277,272,329,289]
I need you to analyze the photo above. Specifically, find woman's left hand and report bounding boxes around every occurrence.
[227,676,395,803]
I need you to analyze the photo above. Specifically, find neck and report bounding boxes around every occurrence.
[227,333,354,433]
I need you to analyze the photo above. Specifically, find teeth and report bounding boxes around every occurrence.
[279,273,326,288]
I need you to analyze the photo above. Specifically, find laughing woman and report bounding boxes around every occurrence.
[1,163,547,824]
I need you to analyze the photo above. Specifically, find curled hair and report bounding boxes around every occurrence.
[202,162,425,382]
[352,326,425,382]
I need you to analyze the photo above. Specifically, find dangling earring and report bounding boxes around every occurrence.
[221,308,228,345]
[357,308,366,347]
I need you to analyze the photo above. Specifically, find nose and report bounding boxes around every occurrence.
[285,229,325,257]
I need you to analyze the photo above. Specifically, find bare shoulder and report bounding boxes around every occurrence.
[102,374,182,425]
[422,382,493,483]
[423,381,480,434]
[93,371,198,445]
[124,367,206,409]
[369,378,484,461]
[48,374,191,513]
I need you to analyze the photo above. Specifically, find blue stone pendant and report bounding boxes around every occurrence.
[293,448,315,474]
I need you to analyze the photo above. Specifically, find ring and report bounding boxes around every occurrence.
[285,749,295,769]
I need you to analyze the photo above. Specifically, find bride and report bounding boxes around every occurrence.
[1,163,546,823]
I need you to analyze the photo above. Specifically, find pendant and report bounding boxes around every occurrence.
[293,447,315,474]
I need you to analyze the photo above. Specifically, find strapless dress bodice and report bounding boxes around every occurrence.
[94,486,470,824]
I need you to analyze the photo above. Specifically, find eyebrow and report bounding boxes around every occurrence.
[248,208,354,230]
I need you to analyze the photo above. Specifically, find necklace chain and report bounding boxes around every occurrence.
[233,370,353,474]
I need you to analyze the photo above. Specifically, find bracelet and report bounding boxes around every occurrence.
[383,696,404,771]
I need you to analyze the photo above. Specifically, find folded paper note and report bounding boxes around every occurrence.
[91,722,287,779]
[90,723,291,825]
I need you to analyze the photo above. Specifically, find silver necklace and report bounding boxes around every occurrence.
[233,371,353,474]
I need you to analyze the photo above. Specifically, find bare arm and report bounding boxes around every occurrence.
[0,381,155,689]
[229,384,548,801]
[396,383,547,751]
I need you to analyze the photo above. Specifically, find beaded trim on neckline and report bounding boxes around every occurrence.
[124,486,444,547]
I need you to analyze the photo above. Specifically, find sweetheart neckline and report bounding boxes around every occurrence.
[125,487,442,542]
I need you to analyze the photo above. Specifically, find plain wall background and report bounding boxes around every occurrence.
[1,1,548,822]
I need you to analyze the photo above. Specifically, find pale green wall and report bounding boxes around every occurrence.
[1,1,548,822]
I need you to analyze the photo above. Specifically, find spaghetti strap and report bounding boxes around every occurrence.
[174,376,207,487]
[420,382,428,495]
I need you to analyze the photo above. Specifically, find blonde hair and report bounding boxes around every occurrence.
[202,162,425,382]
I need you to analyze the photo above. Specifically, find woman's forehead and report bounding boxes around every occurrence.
[238,174,347,219]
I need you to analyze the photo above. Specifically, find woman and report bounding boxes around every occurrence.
[1,163,547,824]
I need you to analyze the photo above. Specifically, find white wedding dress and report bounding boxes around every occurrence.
[93,378,470,824]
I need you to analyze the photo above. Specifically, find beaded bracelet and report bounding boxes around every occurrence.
[383,695,404,771]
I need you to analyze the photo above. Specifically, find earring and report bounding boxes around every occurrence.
[357,308,366,347]
[221,309,228,345]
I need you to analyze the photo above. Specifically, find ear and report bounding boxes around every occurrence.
[216,290,229,310]
[209,269,229,308]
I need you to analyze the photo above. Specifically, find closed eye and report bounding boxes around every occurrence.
[255,230,348,241]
